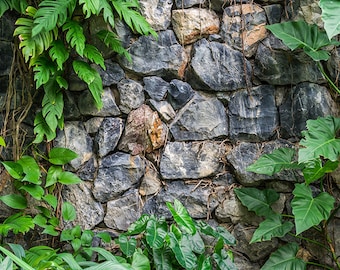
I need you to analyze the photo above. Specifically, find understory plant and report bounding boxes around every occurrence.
[235,116,340,269]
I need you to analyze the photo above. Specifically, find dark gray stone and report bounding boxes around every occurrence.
[84,117,104,134]
[77,157,98,181]
[254,35,324,85]
[95,117,124,157]
[62,182,105,230]
[327,48,340,84]
[170,94,228,141]
[117,79,145,114]
[94,60,125,86]
[55,121,93,170]
[168,79,195,110]
[148,99,176,123]
[143,76,170,101]
[118,30,187,79]
[0,41,12,76]
[279,82,338,138]
[228,85,278,142]
[263,4,283,25]
[187,39,252,91]
[0,15,16,41]
[140,0,173,31]
[227,140,303,186]
[93,152,145,202]
[78,87,121,117]
[63,92,81,120]
[160,141,225,179]
[174,0,204,8]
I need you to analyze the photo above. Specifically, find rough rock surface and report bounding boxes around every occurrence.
[139,160,162,196]
[139,0,173,31]
[94,60,125,87]
[117,79,145,114]
[168,79,195,110]
[143,76,170,101]
[148,100,176,123]
[174,0,204,8]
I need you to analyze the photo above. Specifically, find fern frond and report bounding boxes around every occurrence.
[96,30,131,62]
[78,0,115,28]
[49,40,69,70]
[32,55,57,88]
[111,0,157,38]
[73,60,103,109]
[32,0,77,36]
[33,112,56,143]
[62,19,86,56]
[0,0,28,17]
[84,44,105,69]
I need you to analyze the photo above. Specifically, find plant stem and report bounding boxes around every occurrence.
[288,233,329,251]
[317,62,340,94]
[306,261,334,270]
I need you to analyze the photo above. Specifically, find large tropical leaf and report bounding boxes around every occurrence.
[250,214,294,243]
[118,235,137,257]
[0,0,28,17]
[246,148,300,176]
[49,40,70,70]
[303,159,339,185]
[84,44,105,69]
[196,221,236,245]
[234,188,279,218]
[17,156,41,184]
[261,243,306,270]
[299,116,340,164]
[212,249,237,270]
[63,19,86,56]
[319,0,340,40]
[48,147,78,165]
[145,217,167,249]
[266,21,339,61]
[292,183,335,235]
[153,247,173,270]
[0,194,27,209]
[33,112,56,143]
[131,249,151,270]
[126,214,150,235]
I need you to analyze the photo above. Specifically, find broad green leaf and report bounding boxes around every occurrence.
[81,230,94,247]
[118,235,137,257]
[84,247,120,263]
[131,248,151,270]
[96,232,111,243]
[303,159,339,184]
[126,214,150,235]
[49,40,69,70]
[7,243,25,259]
[56,76,68,89]
[266,21,338,61]
[17,156,41,184]
[152,247,173,270]
[58,252,82,270]
[83,261,132,270]
[189,232,205,254]
[299,116,340,164]
[49,217,59,227]
[246,148,300,175]
[292,183,335,235]
[48,147,78,165]
[319,0,340,40]
[46,165,62,187]
[58,171,81,185]
[0,256,13,270]
[36,205,52,218]
[215,226,236,246]
[0,0,28,17]
[42,224,59,236]
[250,214,294,243]
[0,194,27,209]
[63,20,86,56]
[84,44,105,69]
[33,214,48,228]
[0,136,6,146]
[62,201,77,221]
[212,250,237,270]
[1,161,23,179]
[71,225,82,238]
[261,242,306,270]
[197,254,211,270]
[19,184,44,200]
[146,217,167,249]
[234,188,279,217]
[71,238,82,251]
[60,228,73,241]
[166,199,196,235]
[43,194,58,209]
[2,213,34,235]
[196,221,236,246]
[32,55,56,88]
[33,112,56,143]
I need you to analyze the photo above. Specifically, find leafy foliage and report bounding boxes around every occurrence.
[0,0,27,17]
[319,0,340,39]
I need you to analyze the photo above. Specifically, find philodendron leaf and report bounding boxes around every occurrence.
[197,254,212,270]
[118,234,137,257]
[261,242,306,270]
[250,214,294,243]
[299,116,340,164]
[1,161,23,180]
[266,21,338,61]
[246,148,300,175]
[212,249,237,270]
[303,159,339,185]
[292,183,335,235]
[234,188,279,218]
[131,248,151,270]
[152,247,173,270]
[0,194,27,209]
[196,221,236,246]
[126,214,150,235]
[319,0,340,40]
[146,217,167,249]
[62,201,76,221]
[48,147,78,165]
[166,199,196,235]
[17,156,41,184]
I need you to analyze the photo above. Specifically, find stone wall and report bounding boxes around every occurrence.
[0,0,339,268]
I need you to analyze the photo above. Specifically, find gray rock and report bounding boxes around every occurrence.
[160,141,225,179]
[77,157,98,181]
[0,15,16,41]
[118,30,188,79]
[0,41,12,76]
[263,4,283,25]
[63,92,81,120]
[93,152,145,202]
[148,99,176,123]
[55,121,93,170]
[228,85,278,142]
[78,87,121,117]
[62,182,105,230]
[234,256,260,270]
[170,94,228,141]
[254,35,324,85]
[227,140,303,186]
[94,60,125,87]
[139,0,173,31]
[285,0,323,27]
[95,118,124,157]
[117,79,145,114]
[187,39,252,91]
[139,160,162,196]
[279,82,338,138]
[143,76,170,101]
[168,79,195,110]
[327,48,340,82]
[174,0,204,8]
[84,117,104,134]
[233,223,279,262]
[68,70,87,91]
[104,190,142,231]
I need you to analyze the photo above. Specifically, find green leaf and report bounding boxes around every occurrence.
[0,0,28,17]
[261,242,306,270]
[33,214,48,228]
[196,221,236,246]
[2,213,34,235]
[188,232,205,254]
[56,76,68,89]
[43,194,58,209]
[7,243,25,259]
[131,248,151,270]
[303,159,339,184]
[62,19,86,56]
[197,254,212,270]
[71,238,82,251]
[96,232,111,243]
[146,217,167,249]
[62,201,77,221]
[33,112,57,143]
[234,188,279,218]
[0,257,13,270]
[0,194,27,209]
[42,225,58,236]
[84,247,120,263]
[17,156,41,184]
[32,55,57,88]
[49,40,69,70]
[58,252,82,270]
[19,184,44,200]
[81,230,94,247]
[58,171,81,185]
[82,261,132,270]
[46,165,62,187]
[292,183,335,235]
[250,214,294,243]
[49,147,78,165]
[118,235,137,257]
[152,247,173,270]
[212,250,237,270]
[0,246,35,270]
[84,44,105,69]
[166,199,196,235]
[60,228,74,241]
[246,148,300,176]
[299,116,340,164]
[0,136,6,146]
[319,0,340,40]
[1,161,23,180]
[266,21,338,61]
[126,214,150,234]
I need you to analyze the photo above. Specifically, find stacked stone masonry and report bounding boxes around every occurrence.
[0,0,339,268]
